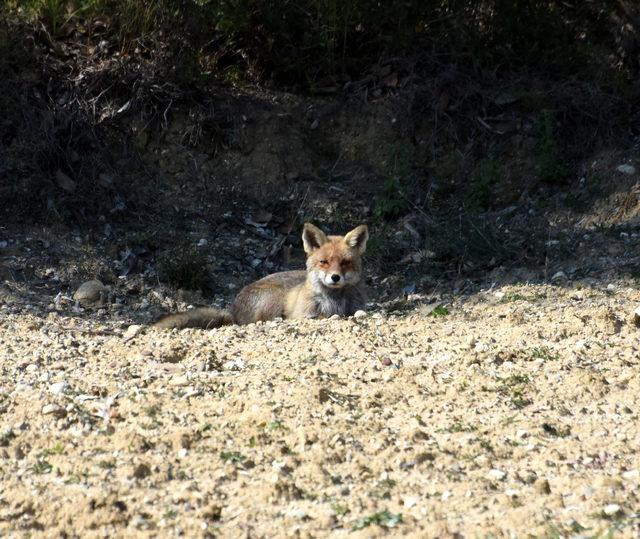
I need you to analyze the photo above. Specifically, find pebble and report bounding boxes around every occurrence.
[285,508,307,519]
[42,403,66,417]
[603,503,621,516]
[403,497,418,508]
[633,307,640,327]
[170,375,190,387]
[223,359,245,371]
[487,469,507,481]
[534,478,551,494]
[73,280,107,307]
[321,342,338,356]
[353,310,367,318]
[131,462,152,479]
[124,324,142,341]
[616,164,636,175]
[49,381,69,395]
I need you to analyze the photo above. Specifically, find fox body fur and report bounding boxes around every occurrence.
[154,223,369,330]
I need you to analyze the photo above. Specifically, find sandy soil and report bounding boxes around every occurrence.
[1,280,639,538]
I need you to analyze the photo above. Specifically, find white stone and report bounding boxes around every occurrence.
[49,381,68,395]
[403,496,418,508]
[603,503,621,516]
[285,508,307,519]
[487,469,507,481]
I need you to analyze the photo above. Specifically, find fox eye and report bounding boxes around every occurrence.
[319,259,328,264]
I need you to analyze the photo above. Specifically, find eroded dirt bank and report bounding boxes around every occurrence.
[1,282,639,538]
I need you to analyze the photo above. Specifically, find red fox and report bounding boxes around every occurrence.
[154,223,369,329]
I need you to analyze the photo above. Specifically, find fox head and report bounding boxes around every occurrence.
[302,223,369,289]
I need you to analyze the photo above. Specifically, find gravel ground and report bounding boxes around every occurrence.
[1,281,639,538]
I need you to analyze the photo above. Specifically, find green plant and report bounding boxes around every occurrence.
[429,305,449,318]
[31,457,53,474]
[220,451,245,464]
[353,510,402,531]
[531,346,559,361]
[374,177,407,221]
[498,374,532,409]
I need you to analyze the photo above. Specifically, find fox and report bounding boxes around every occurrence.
[153,222,369,329]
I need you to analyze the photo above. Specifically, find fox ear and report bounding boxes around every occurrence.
[302,223,328,254]
[344,224,369,254]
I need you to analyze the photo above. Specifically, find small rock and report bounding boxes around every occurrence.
[73,280,107,307]
[534,478,551,494]
[633,307,640,327]
[603,503,621,516]
[622,469,639,480]
[55,170,77,193]
[222,358,245,371]
[42,403,66,417]
[381,357,392,367]
[285,508,307,519]
[403,496,418,508]
[49,381,69,395]
[551,271,568,283]
[131,462,152,479]
[123,324,142,341]
[487,469,507,481]
[616,164,636,175]
[321,342,338,357]
[353,310,367,318]
[170,375,189,387]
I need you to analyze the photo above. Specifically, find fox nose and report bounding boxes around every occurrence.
[331,274,341,283]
